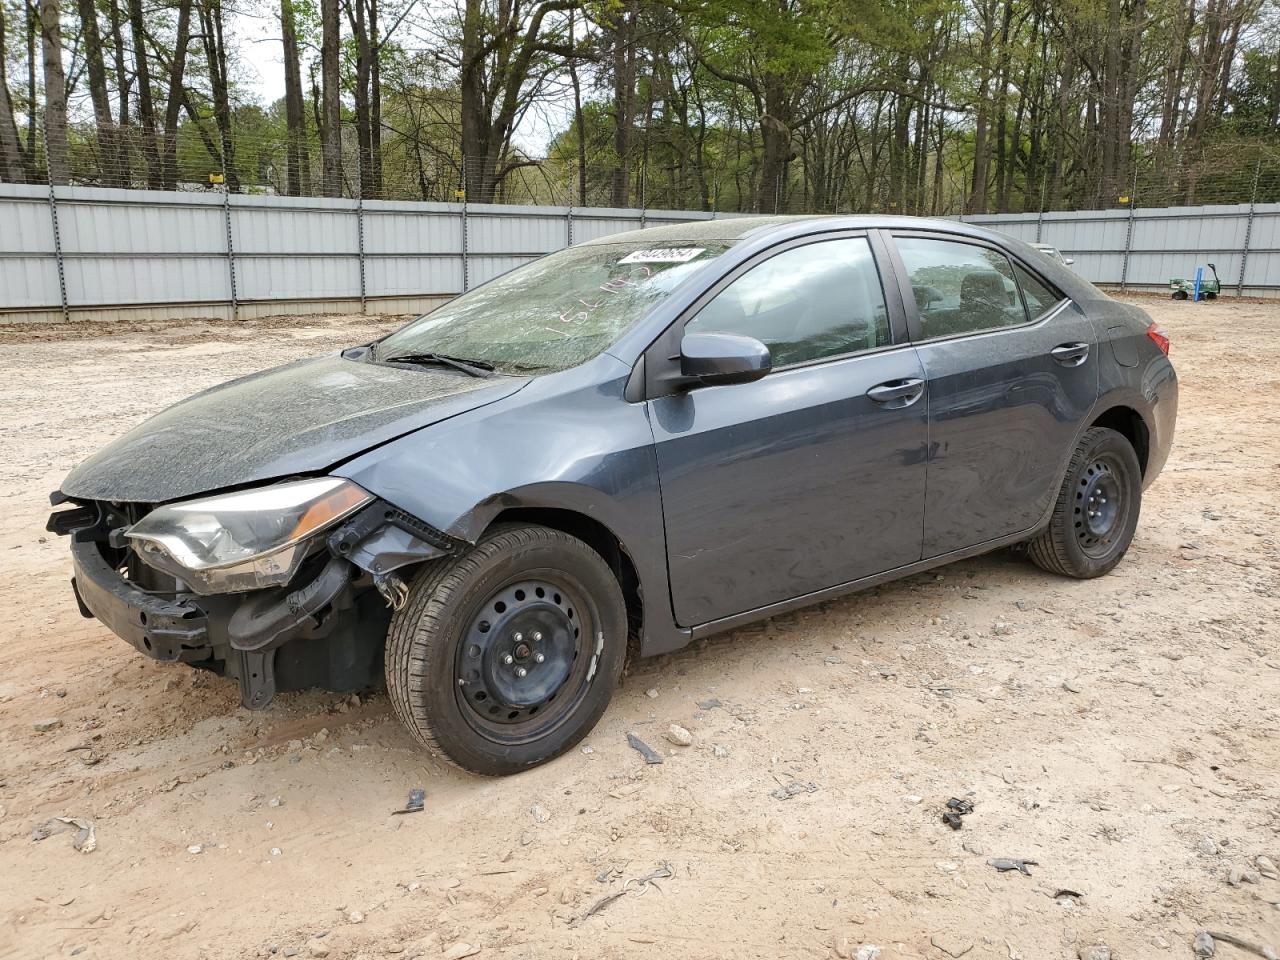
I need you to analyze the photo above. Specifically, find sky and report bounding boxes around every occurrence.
[228,6,565,154]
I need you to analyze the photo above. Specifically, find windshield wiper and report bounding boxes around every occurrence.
[379,351,497,378]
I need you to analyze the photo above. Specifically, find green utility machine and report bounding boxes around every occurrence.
[1169,263,1220,300]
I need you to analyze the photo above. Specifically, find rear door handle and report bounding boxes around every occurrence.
[1051,342,1090,366]
[866,378,925,408]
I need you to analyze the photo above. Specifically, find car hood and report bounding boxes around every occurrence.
[60,353,528,504]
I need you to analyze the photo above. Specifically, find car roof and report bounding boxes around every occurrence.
[579,213,1023,247]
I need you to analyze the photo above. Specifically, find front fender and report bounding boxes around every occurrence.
[333,357,691,656]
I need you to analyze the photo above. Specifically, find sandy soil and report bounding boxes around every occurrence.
[0,300,1277,960]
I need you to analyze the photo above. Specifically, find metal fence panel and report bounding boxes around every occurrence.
[6,184,1280,322]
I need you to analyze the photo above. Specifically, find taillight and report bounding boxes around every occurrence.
[1146,322,1170,356]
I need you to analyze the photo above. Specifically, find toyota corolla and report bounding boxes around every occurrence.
[48,216,1177,775]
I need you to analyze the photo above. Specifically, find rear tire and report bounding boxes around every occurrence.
[1204,291,1218,300]
[1027,427,1142,579]
[385,524,627,775]
[1172,290,1189,300]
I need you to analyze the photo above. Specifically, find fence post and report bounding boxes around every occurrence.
[1036,174,1048,243]
[566,199,574,248]
[356,149,367,314]
[639,166,647,230]
[1119,167,1138,291]
[1238,156,1262,297]
[221,166,239,321]
[460,157,470,292]
[45,180,70,324]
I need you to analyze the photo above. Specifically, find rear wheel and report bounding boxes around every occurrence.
[1027,427,1142,579]
[1204,291,1218,300]
[385,524,627,775]
[1172,290,1189,300]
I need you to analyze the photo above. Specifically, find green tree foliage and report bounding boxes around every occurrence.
[2,0,1278,210]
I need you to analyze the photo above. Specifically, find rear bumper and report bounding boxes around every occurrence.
[71,535,213,663]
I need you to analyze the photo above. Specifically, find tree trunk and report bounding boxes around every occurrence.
[610,1,636,207]
[107,0,131,184]
[568,7,586,205]
[127,0,162,186]
[968,0,996,214]
[369,0,382,197]
[39,0,69,184]
[198,0,238,190]
[320,0,342,196]
[160,0,193,189]
[346,0,378,198]
[76,0,120,184]
[281,0,308,195]
[0,3,29,180]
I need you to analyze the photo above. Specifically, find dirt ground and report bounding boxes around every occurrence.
[1,297,1277,960]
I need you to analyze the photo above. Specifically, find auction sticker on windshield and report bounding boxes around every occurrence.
[618,248,706,265]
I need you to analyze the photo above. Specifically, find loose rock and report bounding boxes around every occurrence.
[665,724,692,746]
[442,943,480,960]
[33,718,62,733]
[1077,946,1111,960]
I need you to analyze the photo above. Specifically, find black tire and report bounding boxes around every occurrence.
[1172,290,1189,300]
[1027,427,1142,579]
[1204,291,1218,300]
[385,524,627,775]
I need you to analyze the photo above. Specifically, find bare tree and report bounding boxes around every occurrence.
[320,0,341,196]
[0,2,29,180]
[39,0,68,183]
[75,0,122,184]
[281,0,310,195]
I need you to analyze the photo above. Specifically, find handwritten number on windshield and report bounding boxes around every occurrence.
[556,265,655,325]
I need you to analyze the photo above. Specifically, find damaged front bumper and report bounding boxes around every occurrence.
[54,496,463,708]
[70,532,357,707]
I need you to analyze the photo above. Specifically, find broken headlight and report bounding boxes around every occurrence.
[125,478,373,595]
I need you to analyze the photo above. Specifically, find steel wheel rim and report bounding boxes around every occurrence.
[1074,455,1125,556]
[453,572,596,745]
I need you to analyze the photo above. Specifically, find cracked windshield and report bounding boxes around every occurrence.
[375,241,737,374]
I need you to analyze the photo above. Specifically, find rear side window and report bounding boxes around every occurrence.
[685,237,890,366]
[896,236,1026,340]
[1013,263,1063,319]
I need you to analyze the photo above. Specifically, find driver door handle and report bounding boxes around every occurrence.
[866,378,925,408]
[1051,342,1090,366]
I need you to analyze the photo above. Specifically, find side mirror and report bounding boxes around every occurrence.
[679,332,772,387]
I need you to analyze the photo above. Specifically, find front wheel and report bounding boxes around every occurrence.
[1172,290,1189,301]
[385,525,627,775]
[1027,427,1143,579]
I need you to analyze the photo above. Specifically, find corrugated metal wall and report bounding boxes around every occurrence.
[965,202,1280,295]
[0,184,727,322]
[3,184,1278,323]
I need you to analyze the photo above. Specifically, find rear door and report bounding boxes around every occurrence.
[645,232,929,627]
[884,232,1100,557]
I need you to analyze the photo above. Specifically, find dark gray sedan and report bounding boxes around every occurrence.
[49,216,1177,774]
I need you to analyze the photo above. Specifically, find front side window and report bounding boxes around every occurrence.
[376,241,736,374]
[897,236,1026,340]
[684,237,890,367]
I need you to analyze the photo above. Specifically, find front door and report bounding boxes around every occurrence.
[887,232,1100,557]
[647,234,929,627]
